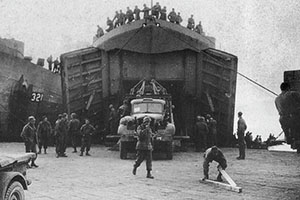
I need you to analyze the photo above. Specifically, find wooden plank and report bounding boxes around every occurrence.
[217,166,237,187]
[202,179,242,193]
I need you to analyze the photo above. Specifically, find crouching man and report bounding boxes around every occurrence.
[132,116,154,179]
[202,146,227,181]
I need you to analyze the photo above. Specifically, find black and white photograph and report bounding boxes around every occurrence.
[0,0,299,199]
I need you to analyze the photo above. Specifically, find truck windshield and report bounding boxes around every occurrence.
[133,103,163,113]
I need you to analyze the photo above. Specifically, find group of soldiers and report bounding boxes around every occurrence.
[193,114,217,152]
[95,2,205,39]
[46,55,61,74]
[20,113,96,167]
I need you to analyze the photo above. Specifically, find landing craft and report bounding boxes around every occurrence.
[60,13,238,147]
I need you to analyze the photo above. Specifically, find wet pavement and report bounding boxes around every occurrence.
[1,143,299,200]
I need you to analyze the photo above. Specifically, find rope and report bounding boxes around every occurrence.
[158,25,278,97]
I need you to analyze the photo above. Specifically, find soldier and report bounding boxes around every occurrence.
[69,113,80,153]
[275,82,300,152]
[113,11,120,28]
[47,55,53,71]
[37,116,52,154]
[126,7,134,23]
[209,117,218,146]
[119,10,126,25]
[96,25,104,38]
[133,5,141,21]
[236,112,247,160]
[54,114,63,156]
[194,116,209,152]
[195,21,204,34]
[202,146,227,182]
[132,116,154,179]
[108,104,118,135]
[118,99,130,118]
[142,4,151,19]
[56,113,69,158]
[187,14,195,30]
[20,116,38,168]
[159,6,167,20]
[175,12,182,25]
[80,118,95,156]
[152,2,161,19]
[106,17,114,32]
[168,8,177,23]
[53,57,60,73]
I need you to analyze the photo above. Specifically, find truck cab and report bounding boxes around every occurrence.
[118,80,176,159]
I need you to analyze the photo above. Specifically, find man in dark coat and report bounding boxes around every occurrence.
[80,118,95,156]
[108,104,118,135]
[142,4,151,19]
[194,116,209,152]
[236,112,247,159]
[202,146,227,181]
[134,5,141,21]
[118,99,130,118]
[175,12,182,25]
[56,113,69,157]
[119,10,126,25]
[37,116,52,154]
[20,116,38,168]
[275,82,300,152]
[195,21,204,34]
[106,17,114,32]
[132,116,154,179]
[168,8,177,23]
[113,11,120,28]
[126,7,134,23]
[187,14,195,30]
[159,6,167,20]
[152,2,161,19]
[69,113,80,153]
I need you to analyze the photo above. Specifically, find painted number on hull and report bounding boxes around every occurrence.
[31,92,44,102]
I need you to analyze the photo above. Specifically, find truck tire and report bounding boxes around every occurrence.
[4,181,25,200]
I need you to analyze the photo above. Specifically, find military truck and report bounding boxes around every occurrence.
[283,70,300,153]
[118,79,175,159]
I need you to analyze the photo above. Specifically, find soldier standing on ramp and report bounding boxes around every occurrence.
[132,116,154,179]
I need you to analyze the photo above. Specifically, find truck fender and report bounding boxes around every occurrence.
[0,172,28,199]
[165,123,176,135]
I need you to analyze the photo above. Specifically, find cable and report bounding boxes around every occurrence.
[158,25,279,97]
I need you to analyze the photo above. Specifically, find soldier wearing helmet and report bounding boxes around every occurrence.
[132,116,155,179]
[20,116,38,168]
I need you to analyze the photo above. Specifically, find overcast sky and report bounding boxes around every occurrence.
[1,0,300,139]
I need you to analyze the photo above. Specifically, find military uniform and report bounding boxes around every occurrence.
[142,5,151,19]
[159,7,167,20]
[56,116,69,157]
[106,18,114,32]
[195,22,203,34]
[126,8,134,23]
[237,112,247,159]
[113,11,120,28]
[134,6,141,21]
[275,89,300,145]
[69,117,80,152]
[187,17,195,30]
[152,3,161,19]
[175,13,182,25]
[20,117,38,167]
[133,117,154,178]
[168,10,177,23]
[194,117,208,152]
[203,146,227,181]
[80,122,95,156]
[37,119,52,154]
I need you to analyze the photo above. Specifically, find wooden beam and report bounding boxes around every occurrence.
[202,179,242,193]
[217,166,237,187]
